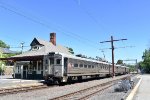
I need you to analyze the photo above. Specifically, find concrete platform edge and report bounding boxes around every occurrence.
[126,76,142,100]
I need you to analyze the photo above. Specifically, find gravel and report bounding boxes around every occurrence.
[88,75,140,100]
[0,74,132,100]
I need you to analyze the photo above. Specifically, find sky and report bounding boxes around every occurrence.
[0,0,150,64]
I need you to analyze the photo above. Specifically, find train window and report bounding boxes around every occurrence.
[92,66,94,68]
[45,66,48,70]
[105,65,106,69]
[88,65,91,68]
[56,59,61,64]
[99,64,102,67]
[84,65,87,68]
[45,59,48,64]
[103,66,105,69]
[100,66,102,69]
[99,64,102,69]
[79,64,83,67]
[74,64,78,67]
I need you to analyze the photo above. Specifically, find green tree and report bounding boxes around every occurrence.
[127,64,136,72]
[0,40,10,48]
[117,60,123,64]
[0,61,5,75]
[140,49,150,73]
[67,47,74,54]
[0,40,15,74]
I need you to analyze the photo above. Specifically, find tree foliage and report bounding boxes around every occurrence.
[140,49,150,73]
[0,40,10,48]
[117,60,123,64]
[0,40,15,74]
[67,47,74,54]
[127,64,136,72]
[0,61,5,75]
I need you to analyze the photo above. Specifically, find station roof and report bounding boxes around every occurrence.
[0,55,44,61]
[0,38,72,61]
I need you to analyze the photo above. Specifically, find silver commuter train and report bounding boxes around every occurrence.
[44,52,129,84]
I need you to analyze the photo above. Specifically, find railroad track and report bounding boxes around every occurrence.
[0,84,48,96]
[50,75,132,100]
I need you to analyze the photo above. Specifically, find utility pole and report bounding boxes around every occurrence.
[101,50,105,59]
[100,36,127,78]
[20,42,25,54]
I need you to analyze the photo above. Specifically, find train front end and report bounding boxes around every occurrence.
[44,52,66,84]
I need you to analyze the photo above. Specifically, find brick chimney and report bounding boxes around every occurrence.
[50,32,56,46]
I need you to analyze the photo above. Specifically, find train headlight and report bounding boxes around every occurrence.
[45,70,48,75]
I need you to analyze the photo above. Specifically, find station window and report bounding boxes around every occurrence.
[79,64,83,67]
[84,65,87,68]
[17,66,19,73]
[56,59,61,65]
[38,65,40,71]
[38,61,41,71]
[74,64,78,67]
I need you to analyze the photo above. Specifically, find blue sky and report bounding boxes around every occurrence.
[0,0,150,63]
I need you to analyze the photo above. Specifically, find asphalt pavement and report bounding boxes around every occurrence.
[0,75,44,88]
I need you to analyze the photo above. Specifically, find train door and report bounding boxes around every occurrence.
[54,57,63,77]
[64,58,68,76]
[49,58,54,74]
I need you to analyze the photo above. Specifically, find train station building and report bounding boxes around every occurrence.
[0,33,72,79]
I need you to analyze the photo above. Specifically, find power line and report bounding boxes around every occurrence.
[0,2,100,50]
[73,0,107,32]
[99,46,135,50]
[10,46,30,48]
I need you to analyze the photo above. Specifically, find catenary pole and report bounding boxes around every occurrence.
[100,36,127,78]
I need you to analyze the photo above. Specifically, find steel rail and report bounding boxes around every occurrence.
[50,75,131,100]
[0,85,48,96]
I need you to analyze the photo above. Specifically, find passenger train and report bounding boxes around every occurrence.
[44,52,129,84]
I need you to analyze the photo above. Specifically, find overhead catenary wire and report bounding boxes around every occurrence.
[73,0,107,32]
[100,36,127,77]
[10,46,30,48]
[0,1,100,50]
[99,46,135,50]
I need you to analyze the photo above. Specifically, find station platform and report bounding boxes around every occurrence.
[133,74,150,100]
[0,75,44,89]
